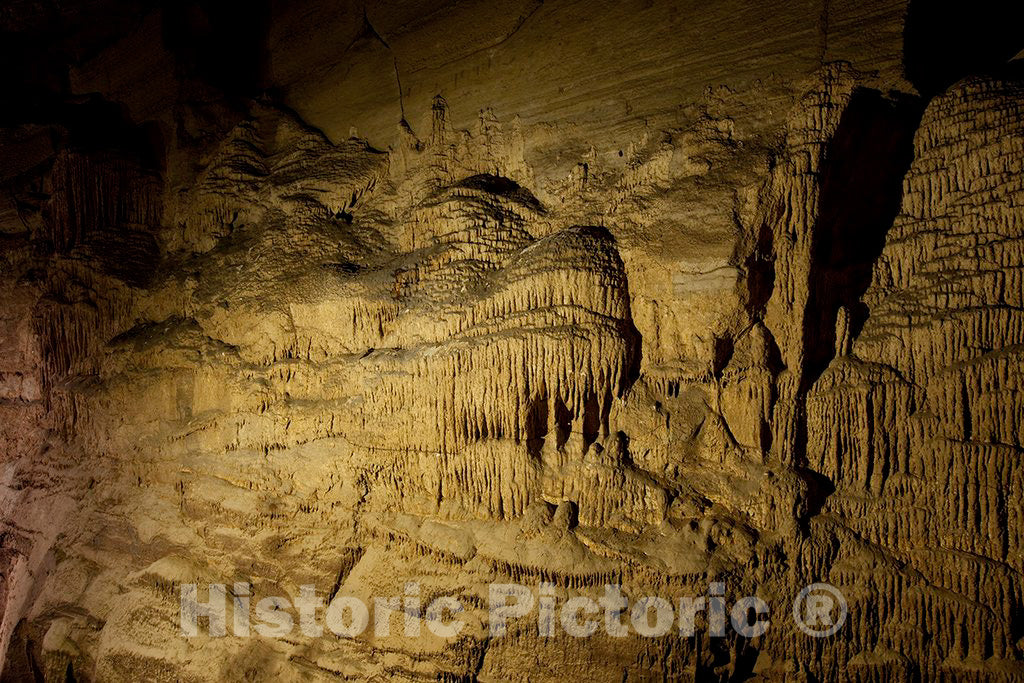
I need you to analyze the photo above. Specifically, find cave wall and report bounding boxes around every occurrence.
[1,1,1024,680]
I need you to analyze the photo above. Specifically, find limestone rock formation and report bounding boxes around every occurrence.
[1,1,1024,681]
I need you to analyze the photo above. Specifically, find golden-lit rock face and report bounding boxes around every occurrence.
[1,1,1024,680]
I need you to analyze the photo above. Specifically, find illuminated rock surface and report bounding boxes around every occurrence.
[1,1,1023,680]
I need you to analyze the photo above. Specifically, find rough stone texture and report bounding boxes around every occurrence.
[1,1,1024,681]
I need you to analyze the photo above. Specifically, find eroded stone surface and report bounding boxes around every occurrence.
[2,2,1024,681]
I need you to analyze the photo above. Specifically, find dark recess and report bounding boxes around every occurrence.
[801,89,924,390]
[161,0,271,100]
[794,88,923,523]
[904,0,1024,97]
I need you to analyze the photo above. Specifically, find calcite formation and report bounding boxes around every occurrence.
[1,1,1023,681]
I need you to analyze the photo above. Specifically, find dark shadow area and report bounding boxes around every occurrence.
[524,393,549,461]
[0,0,153,125]
[161,0,271,100]
[60,96,165,169]
[77,229,161,287]
[581,390,601,451]
[455,173,546,213]
[801,89,924,391]
[796,466,837,522]
[0,94,166,288]
[712,335,735,380]
[745,226,775,321]
[905,0,1024,97]
[0,619,44,682]
[554,396,572,450]
[0,93,162,169]
[0,33,71,126]
[787,88,922,500]
[730,638,762,682]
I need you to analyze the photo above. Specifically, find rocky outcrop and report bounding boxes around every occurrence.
[804,76,1024,679]
[2,2,1024,681]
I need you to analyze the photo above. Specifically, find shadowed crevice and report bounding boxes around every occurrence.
[801,88,924,393]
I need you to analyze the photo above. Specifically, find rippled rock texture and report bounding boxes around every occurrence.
[1,1,1023,680]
